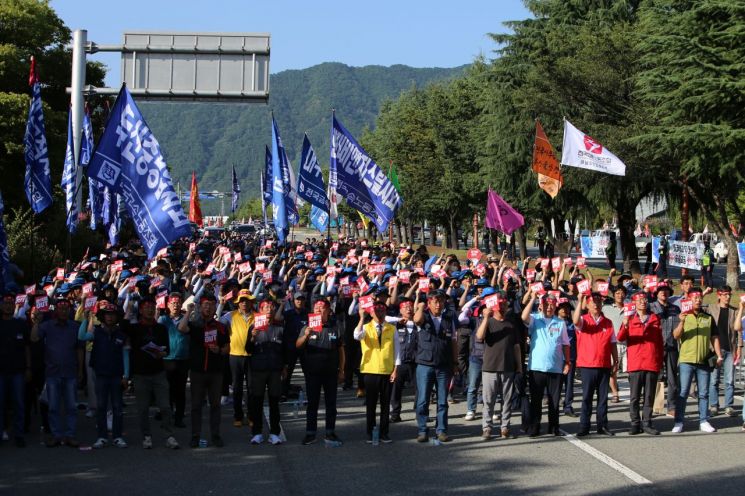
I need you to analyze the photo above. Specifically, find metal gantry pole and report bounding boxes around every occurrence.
[70,29,87,214]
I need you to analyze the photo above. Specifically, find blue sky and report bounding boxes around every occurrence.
[52,0,531,87]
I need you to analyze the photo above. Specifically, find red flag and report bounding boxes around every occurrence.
[29,56,38,86]
[189,171,203,227]
[532,120,563,198]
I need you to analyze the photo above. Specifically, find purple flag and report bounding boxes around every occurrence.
[485,188,524,235]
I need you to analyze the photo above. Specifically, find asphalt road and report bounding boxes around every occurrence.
[2,371,745,496]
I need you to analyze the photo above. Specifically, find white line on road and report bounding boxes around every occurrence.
[559,430,653,485]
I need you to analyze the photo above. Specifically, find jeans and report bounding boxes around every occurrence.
[229,355,251,421]
[0,373,25,439]
[709,350,734,409]
[94,375,123,439]
[466,360,483,413]
[663,348,679,411]
[46,376,77,439]
[675,363,711,424]
[415,365,451,435]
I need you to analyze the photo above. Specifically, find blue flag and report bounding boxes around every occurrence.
[0,190,9,293]
[101,186,113,227]
[23,70,53,214]
[310,205,329,233]
[271,117,289,244]
[263,146,273,207]
[330,115,401,232]
[86,85,191,258]
[298,134,329,211]
[82,109,102,230]
[231,164,240,213]
[62,111,79,233]
[108,194,122,246]
[270,117,299,226]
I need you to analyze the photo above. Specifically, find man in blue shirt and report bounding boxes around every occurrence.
[31,299,84,448]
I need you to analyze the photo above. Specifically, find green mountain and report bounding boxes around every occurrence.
[138,62,467,206]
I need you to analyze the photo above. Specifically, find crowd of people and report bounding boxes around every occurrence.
[1,229,743,450]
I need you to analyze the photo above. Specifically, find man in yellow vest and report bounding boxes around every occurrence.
[219,289,255,427]
[354,302,400,443]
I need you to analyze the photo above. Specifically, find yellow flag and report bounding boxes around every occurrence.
[358,211,370,229]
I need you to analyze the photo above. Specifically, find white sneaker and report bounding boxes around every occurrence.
[165,436,180,449]
[113,437,128,448]
[220,396,232,406]
[269,434,283,445]
[250,434,264,445]
[142,435,153,449]
[699,421,717,433]
[672,422,684,433]
[92,438,108,449]
[464,411,475,421]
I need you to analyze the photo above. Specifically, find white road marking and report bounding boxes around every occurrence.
[559,430,653,485]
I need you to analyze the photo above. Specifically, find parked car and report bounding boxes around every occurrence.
[231,224,256,235]
[689,232,728,262]
[204,226,226,239]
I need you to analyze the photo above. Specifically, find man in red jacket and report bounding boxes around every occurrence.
[618,292,664,435]
[572,292,619,437]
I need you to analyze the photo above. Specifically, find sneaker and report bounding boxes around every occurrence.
[708,406,719,417]
[500,427,510,439]
[220,396,232,406]
[250,434,264,445]
[564,408,578,418]
[268,434,283,445]
[166,436,180,449]
[642,426,660,436]
[142,436,153,449]
[464,411,475,421]
[380,435,392,444]
[724,407,736,417]
[482,427,492,440]
[212,436,224,448]
[699,421,717,433]
[389,415,402,423]
[436,432,451,443]
[324,433,342,445]
[85,409,96,419]
[355,388,365,398]
[93,438,108,449]
[672,422,684,433]
[112,437,128,448]
[301,434,317,445]
[63,437,80,448]
[416,433,428,443]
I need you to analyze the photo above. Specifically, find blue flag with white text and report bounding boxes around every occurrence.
[23,69,53,214]
[298,134,329,211]
[271,117,299,226]
[86,85,191,258]
[310,205,329,233]
[330,115,401,232]
[82,109,103,230]
[62,111,79,233]
[263,146,273,208]
[271,117,289,243]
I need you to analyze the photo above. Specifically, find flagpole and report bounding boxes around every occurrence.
[388,160,394,244]
[327,108,335,247]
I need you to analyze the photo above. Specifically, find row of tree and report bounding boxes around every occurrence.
[359,0,744,287]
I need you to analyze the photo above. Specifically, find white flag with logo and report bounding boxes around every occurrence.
[561,119,626,176]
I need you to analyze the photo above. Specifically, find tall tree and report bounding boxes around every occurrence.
[634,0,745,286]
